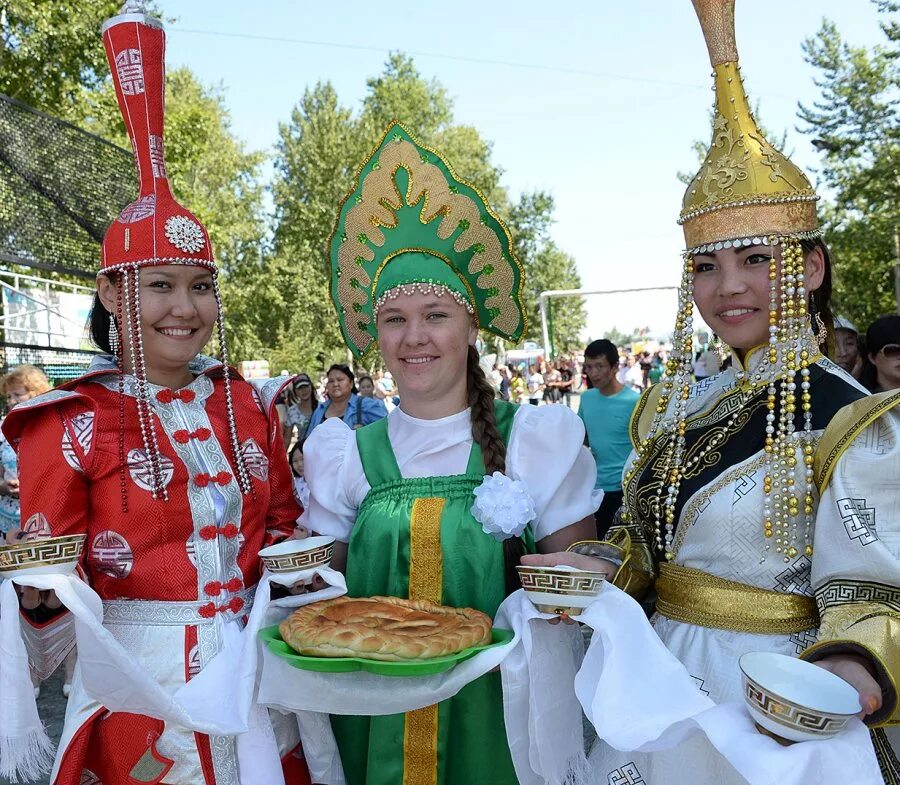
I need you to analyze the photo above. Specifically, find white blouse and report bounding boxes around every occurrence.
[303,403,602,543]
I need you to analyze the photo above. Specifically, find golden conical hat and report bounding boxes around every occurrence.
[679,0,819,252]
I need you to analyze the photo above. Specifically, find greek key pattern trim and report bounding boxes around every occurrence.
[744,678,851,734]
[817,580,900,615]
[517,570,604,595]
[607,762,645,785]
[263,542,333,573]
[0,535,85,571]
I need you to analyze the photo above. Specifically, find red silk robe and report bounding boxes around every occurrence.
[3,356,311,785]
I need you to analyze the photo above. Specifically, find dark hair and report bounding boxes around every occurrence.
[358,375,374,388]
[801,238,835,359]
[466,345,523,595]
[287,374,318,408]
[584,339,618,366]
[288,440,305,478]
[583,339,619,390]
[326,364,357,394]
[861,314,900,392]
[88,291,115,354]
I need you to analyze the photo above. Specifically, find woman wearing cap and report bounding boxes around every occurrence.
[282,373,318,446]
[303,122,601,785]
[862,314,900,393]
[306,363,387,433]
[527,2,900,782]
[1,8,310,784]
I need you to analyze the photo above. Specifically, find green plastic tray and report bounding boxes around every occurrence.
[259,624,514,677]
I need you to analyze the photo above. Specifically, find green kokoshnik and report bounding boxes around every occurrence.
[327,121,527,358]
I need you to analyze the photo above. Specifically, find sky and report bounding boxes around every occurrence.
[158,0,886,344]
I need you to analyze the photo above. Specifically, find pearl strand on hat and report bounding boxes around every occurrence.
[129,267,168,501]
[213,274,252,496]
[373,281,474,318]
[620,236,817,565]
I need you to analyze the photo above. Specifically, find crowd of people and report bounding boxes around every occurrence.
[2,2,900,785]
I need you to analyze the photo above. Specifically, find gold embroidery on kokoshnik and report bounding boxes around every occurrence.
[337,137,519,353]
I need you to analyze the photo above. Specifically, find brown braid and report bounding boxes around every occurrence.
[466,345,524,595]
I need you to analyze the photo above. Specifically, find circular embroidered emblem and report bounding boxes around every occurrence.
[187,644,202,679]
[23,512,52,537]
[80,770,102,785]
[61,411,95,472]
[126,448,175,492]
[117,194,156,224]
[240,438,269,482]
[90,530,134,580]
[164,215,206,253]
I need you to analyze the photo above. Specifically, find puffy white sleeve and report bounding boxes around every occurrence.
[302,418,370,543]
[507,404,602,542]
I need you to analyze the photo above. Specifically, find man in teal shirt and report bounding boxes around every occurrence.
[578,339,641,537]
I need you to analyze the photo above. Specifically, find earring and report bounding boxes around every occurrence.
[814,313,828,348]
[809,295,827,348]
[109,316,120,357]
[712,333,728,364]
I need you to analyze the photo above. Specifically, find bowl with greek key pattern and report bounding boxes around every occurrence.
[739,651,860,742]
[259,536,334,575]
[516,564,605,616]
[0,534,86,577]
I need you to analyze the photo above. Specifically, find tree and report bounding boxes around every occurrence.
[0,0,123,112]
[797,3,900,328]
[261,55,585,370]
[508,192,585,351]
[261,81,360,371]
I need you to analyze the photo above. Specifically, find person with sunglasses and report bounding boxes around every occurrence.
[862,314,900,393]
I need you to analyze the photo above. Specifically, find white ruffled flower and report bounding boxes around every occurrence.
[471,471,536,542]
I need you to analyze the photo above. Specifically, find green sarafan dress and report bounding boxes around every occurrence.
[331,400,534,785]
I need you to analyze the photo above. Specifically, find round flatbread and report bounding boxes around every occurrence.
[279,595,493,661]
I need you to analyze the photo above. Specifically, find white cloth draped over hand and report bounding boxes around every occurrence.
[0,567,347,785]
[576,582,883,785]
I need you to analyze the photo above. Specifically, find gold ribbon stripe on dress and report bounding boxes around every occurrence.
[656,563,818,634]
[403,497,445,785]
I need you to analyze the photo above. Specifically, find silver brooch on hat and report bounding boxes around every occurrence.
[165,216,206,253]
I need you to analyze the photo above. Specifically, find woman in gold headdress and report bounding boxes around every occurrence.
[525,1,900,782]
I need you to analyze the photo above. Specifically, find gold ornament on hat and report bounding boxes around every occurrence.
[679,0,820,253]
[619,0,821,567]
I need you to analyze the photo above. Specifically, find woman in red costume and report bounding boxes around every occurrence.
[1,4,311,784]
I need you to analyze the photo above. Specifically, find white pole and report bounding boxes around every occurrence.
[539,294,552,360]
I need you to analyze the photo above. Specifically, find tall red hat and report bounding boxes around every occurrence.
[100,3,214,272]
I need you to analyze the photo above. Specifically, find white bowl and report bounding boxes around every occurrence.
[739,651,860,742]
[516,564,605,616]
[0,534,86,579]
[259,536,334,574]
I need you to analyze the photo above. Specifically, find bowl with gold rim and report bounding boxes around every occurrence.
[0,534,86,578]
[739,651,860,742]
[515,564,605,616]
[259,536,334,575]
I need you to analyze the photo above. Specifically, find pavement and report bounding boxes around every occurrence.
[0,668,67,785]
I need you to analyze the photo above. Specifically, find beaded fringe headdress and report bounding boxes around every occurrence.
[623,0,823,564]
[101,2,250,505]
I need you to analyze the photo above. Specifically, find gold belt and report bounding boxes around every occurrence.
[655,563,819,634]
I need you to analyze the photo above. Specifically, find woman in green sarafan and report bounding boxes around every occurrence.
[303,122,602,785]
